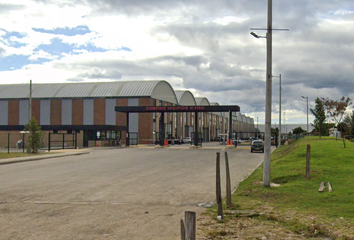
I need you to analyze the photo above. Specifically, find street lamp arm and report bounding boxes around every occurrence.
[250,32,266,39]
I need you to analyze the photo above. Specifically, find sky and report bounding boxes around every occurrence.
[1,0,354,126]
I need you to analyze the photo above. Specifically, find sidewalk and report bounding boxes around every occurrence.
[0,149,91,165]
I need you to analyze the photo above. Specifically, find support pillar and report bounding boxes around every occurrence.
[194,112,198,146]
[160,112,165,146]
[126,112,130,147]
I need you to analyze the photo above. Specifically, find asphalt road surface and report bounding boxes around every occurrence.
[0,146,264,240]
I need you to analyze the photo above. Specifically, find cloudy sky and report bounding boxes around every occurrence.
[1,0,354,126]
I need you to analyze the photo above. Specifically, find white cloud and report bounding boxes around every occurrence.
[1,0,354,126]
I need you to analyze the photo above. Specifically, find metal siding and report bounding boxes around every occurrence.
[0,81,165,99]
[105,98,116,125]
[19,100,29,125]
[128,98,139,133]
[195,97,210,106]
[40,100,51,125]
[33,84,64,98]
[61,99,72,125]
[0,85,29,99]
[0,100,8,125]
[83,99,94,125]
[120,81,158,97]
[92,83,124,97]
[175,91,184,102]
[56,84,96,98]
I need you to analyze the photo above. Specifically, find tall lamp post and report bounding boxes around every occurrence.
[302,96,309,133]
[250,0,272,187]
[273,74,282,148]
[250,0,288,187]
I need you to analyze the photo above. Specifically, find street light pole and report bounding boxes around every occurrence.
[302,96,309,133]
[29,80,32,121]
[272,74,282,148]
[263,0,272,187]
[278,74,281,148]
[250,0,288,187]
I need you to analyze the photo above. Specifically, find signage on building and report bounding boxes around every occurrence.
[115,105,240,113]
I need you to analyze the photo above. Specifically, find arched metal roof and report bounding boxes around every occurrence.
[195,97,210,106]
[174,90,196,106]
[209,102,219,106]
[0,81,178,104]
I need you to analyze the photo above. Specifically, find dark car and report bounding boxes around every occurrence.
[213,136,223,142]
[251,140,264,153]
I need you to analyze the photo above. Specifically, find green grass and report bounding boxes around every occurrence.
[235,136,354,220]
[0,152,53,159]
[199,137,354,239]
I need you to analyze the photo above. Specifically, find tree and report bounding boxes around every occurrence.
[310,97,327,138]
[343,110,354,135]
[337,122,349,136]
[24,118,43,153]
[293,126,306,135]
[322,96,352,147]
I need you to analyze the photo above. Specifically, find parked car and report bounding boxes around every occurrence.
[251,140,264,153]
[232,138,241,144]
[182,137,191,144]
[213,136,223,142]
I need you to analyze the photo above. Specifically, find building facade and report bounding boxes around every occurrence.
[0,81,255,148]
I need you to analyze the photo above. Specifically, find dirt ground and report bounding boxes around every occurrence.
[196,203,354,240]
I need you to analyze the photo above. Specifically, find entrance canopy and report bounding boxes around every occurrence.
[115,105,240,147]
[115,105,240,113]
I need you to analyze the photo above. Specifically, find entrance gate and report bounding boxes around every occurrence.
[129,132,138,145]
[48,132,77,151]
[116,105,240,147]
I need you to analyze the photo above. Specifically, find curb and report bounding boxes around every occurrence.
[0,151,90,166]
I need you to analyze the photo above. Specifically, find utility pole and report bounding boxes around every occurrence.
[250,0,288,187]
[29,80,32,121]
[263,0,272,187]
[278,74,281,148]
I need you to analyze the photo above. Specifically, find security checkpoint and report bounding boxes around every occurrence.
[115,105,240,147]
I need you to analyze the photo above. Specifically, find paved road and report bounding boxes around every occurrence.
[0,146,264,240]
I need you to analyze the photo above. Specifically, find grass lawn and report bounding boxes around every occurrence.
[200,137,354,239]
[0,152,53,159]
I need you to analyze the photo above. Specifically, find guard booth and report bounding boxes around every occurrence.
[115,105,240,147]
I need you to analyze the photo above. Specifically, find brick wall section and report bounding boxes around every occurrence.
[72,99,83,125]
[116,98,128,144]
[94,98,105,125]
[32,99,40,124]
[8,100,19,125]
[139,98,153,144]
[116,98,127,126]
[50,99,62,125]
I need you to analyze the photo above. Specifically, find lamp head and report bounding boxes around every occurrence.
[250,32,259,38]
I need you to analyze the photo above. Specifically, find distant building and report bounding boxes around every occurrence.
[0,81,255,148]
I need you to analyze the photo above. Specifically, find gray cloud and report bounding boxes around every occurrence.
[0,3,25,14]
[7,0,354,122]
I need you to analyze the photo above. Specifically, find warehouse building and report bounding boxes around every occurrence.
[0,81,255,148]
